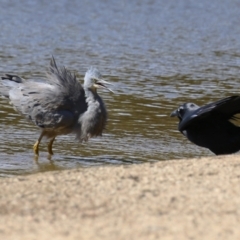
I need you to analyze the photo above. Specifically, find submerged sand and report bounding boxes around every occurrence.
[0,155,240,240]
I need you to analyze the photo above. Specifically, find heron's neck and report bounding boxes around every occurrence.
[84,88,99,104]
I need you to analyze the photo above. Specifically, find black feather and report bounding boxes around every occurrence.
[171,96,240,155]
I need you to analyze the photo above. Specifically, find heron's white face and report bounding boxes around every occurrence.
[84,67,113,92]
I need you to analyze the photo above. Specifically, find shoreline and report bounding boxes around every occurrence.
[0,155,240,240]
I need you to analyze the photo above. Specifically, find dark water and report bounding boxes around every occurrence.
[1,0,240,176]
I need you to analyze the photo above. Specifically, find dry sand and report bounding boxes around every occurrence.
[0,155,240,240]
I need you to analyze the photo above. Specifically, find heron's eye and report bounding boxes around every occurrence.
[190,104,195,108]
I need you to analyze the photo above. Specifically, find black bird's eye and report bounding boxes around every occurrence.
[178,107,184,115]
[190,104,195,108]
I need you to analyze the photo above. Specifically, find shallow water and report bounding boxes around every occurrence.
[0,0,240,176]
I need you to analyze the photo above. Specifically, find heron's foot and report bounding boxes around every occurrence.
[33,141,40,156]
[34,154,39,162]
[47,154,52,161]
[47,138,55,155]
[47,146,54,155]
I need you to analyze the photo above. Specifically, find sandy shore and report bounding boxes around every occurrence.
[0,155,240,240]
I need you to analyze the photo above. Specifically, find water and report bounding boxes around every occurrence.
[0,0,240,176]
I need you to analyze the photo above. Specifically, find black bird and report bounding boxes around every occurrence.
[170,96,240,155]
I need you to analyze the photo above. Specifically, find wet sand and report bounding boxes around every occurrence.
[0,155,240,240]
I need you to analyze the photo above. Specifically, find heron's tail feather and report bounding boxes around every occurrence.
[0,74,24,98]
[1,74,24,83]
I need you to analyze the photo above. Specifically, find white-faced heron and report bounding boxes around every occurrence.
[1,56,112,156]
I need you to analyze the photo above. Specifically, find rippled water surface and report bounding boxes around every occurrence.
[1,0,240,176]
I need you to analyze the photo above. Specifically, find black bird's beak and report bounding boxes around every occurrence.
[170,110,178,117]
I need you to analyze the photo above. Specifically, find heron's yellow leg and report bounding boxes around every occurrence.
[33,132,44,156]
[33,141,40,156]
[47,137,55,155]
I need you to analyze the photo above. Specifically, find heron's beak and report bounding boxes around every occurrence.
[170,110,178,117]
[94,79,114,93]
